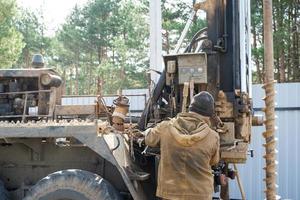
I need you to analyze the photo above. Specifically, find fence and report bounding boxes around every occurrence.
[61,89,149,116]
[229,83,300,200]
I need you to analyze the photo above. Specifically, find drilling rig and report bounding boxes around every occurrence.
[0,1,267,200]
[137,0,261,198]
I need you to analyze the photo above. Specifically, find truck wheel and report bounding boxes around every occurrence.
[0,179,10,200]
[24,169,122,200]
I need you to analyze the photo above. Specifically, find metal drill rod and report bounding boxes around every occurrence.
[262,0,278,199]
[174,10,197,53]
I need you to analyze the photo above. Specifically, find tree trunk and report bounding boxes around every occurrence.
[62,68,66,95]
[279,48,285,82]
[97,76,102,95]
[261,20,265,78]
[69,68,73,95]
[253,25,262,83]
[273,10,280,81]
[119,55,126,91]
[25,48,30,68]
[97,46,102,64]
[88,51,93,94]
[75,64,79,95]
[277,2,285,83]
[293,1,299,81]
[287,6,292,81]
[166,31,170,54]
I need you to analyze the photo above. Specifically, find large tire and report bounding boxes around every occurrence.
[0,179,10,200]
[24,169,122,200]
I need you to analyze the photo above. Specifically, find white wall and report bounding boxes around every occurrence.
[229,83,300,200]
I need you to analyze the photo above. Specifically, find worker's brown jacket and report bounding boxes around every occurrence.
[145,112,220,200]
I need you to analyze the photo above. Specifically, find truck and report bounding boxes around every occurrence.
[0,0,261,199]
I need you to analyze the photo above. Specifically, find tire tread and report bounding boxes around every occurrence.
[23,169,121,200]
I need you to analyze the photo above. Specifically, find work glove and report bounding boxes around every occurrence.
[131,129,151,147]
[130,129,144,139]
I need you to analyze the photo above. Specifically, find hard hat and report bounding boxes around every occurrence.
[31,54,45,68]
[189,91,214,117]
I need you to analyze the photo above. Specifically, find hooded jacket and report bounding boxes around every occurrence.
[145,112,220,200]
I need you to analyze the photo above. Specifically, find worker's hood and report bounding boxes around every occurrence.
[170,112,210,146]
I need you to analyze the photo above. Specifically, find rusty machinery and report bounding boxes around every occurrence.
[0,69,113,121]
[137,0,263,198]
[0,65,149,199]
[0,1,270,200]
[0,69,62,120]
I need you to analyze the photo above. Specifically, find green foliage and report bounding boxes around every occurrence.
[0,27,24,67]
[251,0,299,83]
[83,0,119,54]
[9,0,297,92]
[8,0,206,93]
[0,0,24,67]
[15,8,50,68]
[49,0,149,95]
[161,0,206,53]
[0,0,15,23]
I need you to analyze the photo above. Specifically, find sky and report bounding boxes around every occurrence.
[17,0,201,37]
[17,0,89,36]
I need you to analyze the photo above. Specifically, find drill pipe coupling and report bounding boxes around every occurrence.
[112,96,130,120]
[112,96,130,131]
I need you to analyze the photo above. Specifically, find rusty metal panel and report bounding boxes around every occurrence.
[227,83,300,200]
[177,53,207,84]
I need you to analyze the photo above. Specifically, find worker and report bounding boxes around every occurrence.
[139,91,220,200]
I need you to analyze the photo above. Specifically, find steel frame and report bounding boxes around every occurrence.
[0,121,146,200]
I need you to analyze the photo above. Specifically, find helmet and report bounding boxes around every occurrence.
[189,91,214,117]
[31,54,45,68]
